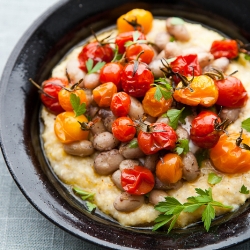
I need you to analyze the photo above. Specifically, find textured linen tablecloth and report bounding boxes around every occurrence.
[0,1,249,249]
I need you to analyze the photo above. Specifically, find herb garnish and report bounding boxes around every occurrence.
[240,185,250,194]
[125,30,148,47]
[152,78,173,101]
[242,118,250,132]
[73,187,96,212]
[166,107,185,130]
[70,93,86,117]
[128,139,138,148]
[86,58,105,74]
[174,139,189,155]
[208,173,222,185]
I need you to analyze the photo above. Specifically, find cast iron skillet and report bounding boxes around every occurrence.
[1,0,250,249]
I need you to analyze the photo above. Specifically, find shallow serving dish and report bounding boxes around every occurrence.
[1,0,250,249]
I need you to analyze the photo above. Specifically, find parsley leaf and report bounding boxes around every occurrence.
[125,31,148,47]
[133,30,141,42]
[86,201,97,212]
[242,118,250,132]
[208,173,222,185]
[244,54,250,61]
[70,93,86,117]
[73,187,95,200]
[240,185,250,194]
[153,187,232,232]
[167,107,185,130]
[153,78,173,101]
[178,106,193,124]
[174,139,189,155]
[129,139,138,148]
[85,58,105,74]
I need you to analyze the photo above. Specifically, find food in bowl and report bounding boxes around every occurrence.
[37,8,250,232]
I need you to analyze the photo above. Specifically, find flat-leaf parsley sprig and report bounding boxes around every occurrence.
[153,187,232,233]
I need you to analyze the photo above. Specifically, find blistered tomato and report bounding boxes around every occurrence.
[210,40,238,59]
[110,92,131,117]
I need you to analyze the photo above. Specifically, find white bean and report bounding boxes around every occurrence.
[90,116,106,135]
[144,153,159,172]
[154,32,171,51]
[119,159,140,171]
[149,59,164,78]
[212,57,230,72]
[149,190,167,205]
[182,152,200,181]
[128,96,144,119]
[164,42,182,59]
[83,73,100,89]
[63,140,94,157]
[93,132,119,151]
[66,60,85,84]
[111,170,123,191]
[119,140,145,159]
[166,18,190,41]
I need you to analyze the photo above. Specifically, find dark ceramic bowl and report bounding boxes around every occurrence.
[1,0,250,249]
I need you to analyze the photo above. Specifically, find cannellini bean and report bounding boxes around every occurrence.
[94,149,124,175]
[154,32,171,51]
[198,52,214,68]
[111,170,123,191]
[113,192,144,212]
[176,126,189,140]
[182,152,200,181]
[145,115,157,123]
[156,116,169,124]
[164,42,181,59]
[90,116,106,135]
[220,108,241,123]
[93,132,119,151]
[149,59,164,78]
[149,190,167,205]
[144,153,159,172]
[128,96,144,119]
[166,18,190,41]
[63,140,94,157]
[212,57,230,72]
[103,115,116,133]
[84,89,93,105]
[66,60,85,84]
[83,73,101,89]
[87,105,99,118]
[119,159,140,171]
[98,108,113,118]
[156,50,166,60]
[154,177,183,190]
[119,140,145,159]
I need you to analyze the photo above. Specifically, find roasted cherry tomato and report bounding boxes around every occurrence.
[54,111,89,144]
[58,87,88,111]
[215,75,248,108]
[121,61,154,97]
[170,54,202,84]
[115,31,146,54]
[138,122,177,155]
[173,75,218,107]
[125,43,154,64]
[142,87,173,117]
[156,153,183,184]
[121,165,155,195]
[99,62,123,90]
[210,133,250,174]
[78,41,113,72]
[110,92,131,117]
[117,9,153,34]
[112,117,136,142]
[92,82,117,107]
[210,40,238,59]
[190,111,222,149]
[40,77,68,115]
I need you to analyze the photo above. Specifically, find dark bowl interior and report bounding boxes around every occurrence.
[1,0,250,249]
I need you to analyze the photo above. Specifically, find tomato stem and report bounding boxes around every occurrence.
[123,17,143,32]
[29,78,56,99]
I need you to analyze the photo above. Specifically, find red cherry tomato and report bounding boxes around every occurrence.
[215,75,248,108]
[99,62,123,90]
[115,31,146,54]
[138,123,177,155]
[170,54,202,83]
[121,61,154,97]
[190,111,222,149]
[110,92,131,117]
[78,41,114,72]
[121,165,155,195]
[40,77,68,115]
[210,40,238,59]
[112,117,136,142]
[125,43,154,64]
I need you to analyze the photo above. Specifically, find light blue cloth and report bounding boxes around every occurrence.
[0,1,248,249]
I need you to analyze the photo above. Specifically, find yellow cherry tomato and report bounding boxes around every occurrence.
[92,82,117,107]
[58,87,88,111]
[117,9,153,34]
[156,153,183,184]
[173,75,218,107]
[210,133,250,174]
[54,111,89,144]
[142,87,173,117]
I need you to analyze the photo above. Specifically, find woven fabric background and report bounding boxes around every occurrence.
[0,0,249,249]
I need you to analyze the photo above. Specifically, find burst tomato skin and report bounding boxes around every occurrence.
[40,77,68,115]
[190,111,221,149]
[121,61,154,98]
[78,42,113,72]
[115,31,146,54]
[138,123,177,155]
[210,133,250,174]
[215,76,248,108]
[112,117,136,142]
[125,43,154,64]
[110,92,131,117]
[210,40,238,59]
[121,165,155,195]
[54,111,89,144]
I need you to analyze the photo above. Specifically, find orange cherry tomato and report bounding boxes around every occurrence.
[173,75,218,107]
[156,153,183,184]
[117,9,153,34]
[92,82,117,107]
[142,87,173,117]
[210,133,250,174]
[58,87,88,111]
[54,111,89,144]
